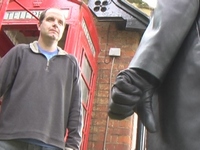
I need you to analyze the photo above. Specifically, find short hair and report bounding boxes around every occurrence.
[39,9,48,24]
[38,8,66,24]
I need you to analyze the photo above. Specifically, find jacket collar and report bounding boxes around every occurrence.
[30,41,68,55]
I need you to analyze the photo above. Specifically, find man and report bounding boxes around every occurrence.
[108,0,200,150]
[0,8,83,150]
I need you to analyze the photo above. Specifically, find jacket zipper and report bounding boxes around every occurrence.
[45,56,57,72]
[45,60,50,72]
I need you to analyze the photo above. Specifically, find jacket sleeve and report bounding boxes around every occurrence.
[65,58,83,150]
[0,46,20,97]
[129,0,199,81]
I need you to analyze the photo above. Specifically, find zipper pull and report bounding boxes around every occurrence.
[45,61,50,72]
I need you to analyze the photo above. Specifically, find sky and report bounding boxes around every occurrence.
[143,0,157,8]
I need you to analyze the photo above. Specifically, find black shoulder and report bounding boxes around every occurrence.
[14,43,29,49]
[9,43,29,52]
[66,54,79,66]
[3,43,29,56]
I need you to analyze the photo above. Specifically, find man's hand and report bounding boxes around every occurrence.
[108,68,158,133]
[108,69,142,119]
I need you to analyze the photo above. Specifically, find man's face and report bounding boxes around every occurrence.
[37,8,66,41]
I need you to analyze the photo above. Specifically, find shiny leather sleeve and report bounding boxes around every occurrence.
[129,0,199,81]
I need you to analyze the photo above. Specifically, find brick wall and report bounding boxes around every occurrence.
[88,18,144,150]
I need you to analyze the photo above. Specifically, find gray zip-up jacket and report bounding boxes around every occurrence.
[0,41,83,150]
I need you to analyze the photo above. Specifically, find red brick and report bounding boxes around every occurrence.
[89,19,142,150]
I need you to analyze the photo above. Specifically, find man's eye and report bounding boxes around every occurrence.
[58,21,64,25]
[47,17,54,21]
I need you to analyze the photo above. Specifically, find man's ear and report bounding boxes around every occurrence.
[37,22,41,31]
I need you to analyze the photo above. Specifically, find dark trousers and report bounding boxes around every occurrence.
[0,140,62,150]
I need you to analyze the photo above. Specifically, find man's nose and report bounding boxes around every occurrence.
[52,20,59,27]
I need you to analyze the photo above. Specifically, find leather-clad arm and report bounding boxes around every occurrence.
[129,0,199,81]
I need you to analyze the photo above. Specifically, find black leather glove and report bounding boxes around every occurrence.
[108,68,159,133]
[134,69,158,133]
[108,69,142,120]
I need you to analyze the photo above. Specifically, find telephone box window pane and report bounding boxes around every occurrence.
[3,26,68,49]
[82,19,96,57]
[82,107,86,122]
[81,77,89,104]
[82,55,92,83]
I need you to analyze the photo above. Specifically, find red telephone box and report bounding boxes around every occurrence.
[0,0,100,149]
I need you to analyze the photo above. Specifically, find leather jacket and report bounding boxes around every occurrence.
[129,0,200,149]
